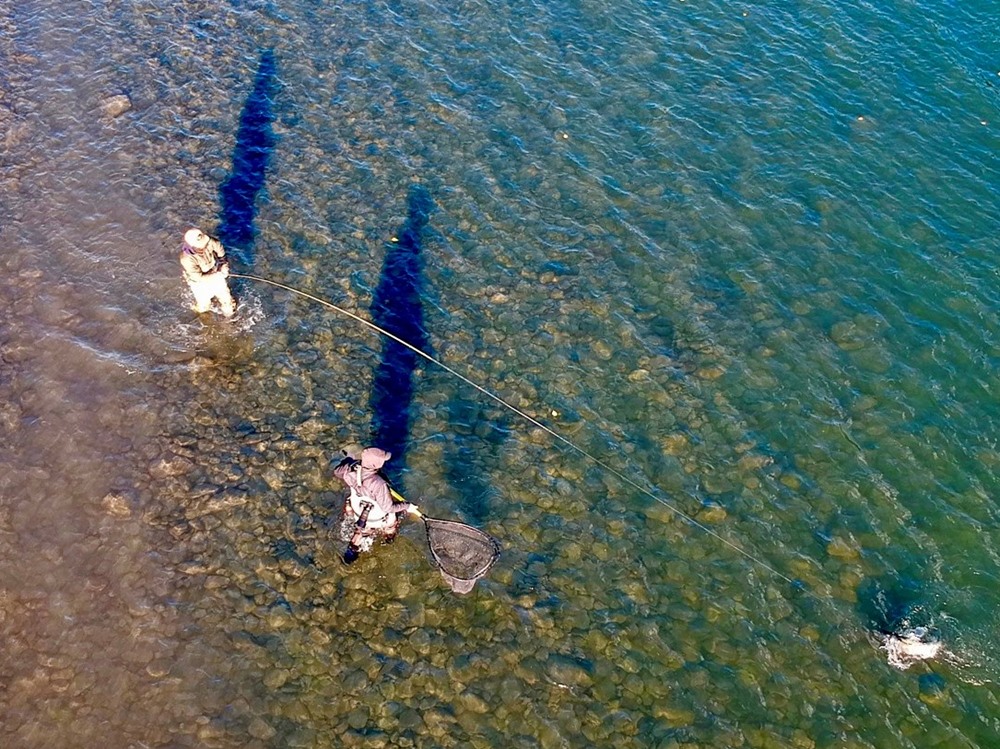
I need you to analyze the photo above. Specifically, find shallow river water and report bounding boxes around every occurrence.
[1,0,998,747]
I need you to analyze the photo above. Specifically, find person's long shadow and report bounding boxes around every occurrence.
[370,187,499,521]
[369,185,435,486]
[217,49,277,268]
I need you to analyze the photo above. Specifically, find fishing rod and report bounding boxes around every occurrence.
[231,271,813,597]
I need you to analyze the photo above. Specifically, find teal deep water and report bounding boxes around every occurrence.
[0,0,997,747]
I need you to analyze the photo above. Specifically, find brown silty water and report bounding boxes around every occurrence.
[0,4,511,745]
[0,3,268,745]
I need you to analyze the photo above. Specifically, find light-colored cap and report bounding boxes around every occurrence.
[184,228,210,249]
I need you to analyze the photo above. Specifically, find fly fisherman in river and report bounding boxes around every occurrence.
[180,227,236,317]
[333,447,420,564]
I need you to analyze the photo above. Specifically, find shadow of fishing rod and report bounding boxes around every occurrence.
[218,49,277,269]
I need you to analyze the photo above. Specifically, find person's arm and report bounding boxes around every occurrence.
[390,487,421,516]
[390,497,414,513]
[369,480,396,512]
[214,240,230,275]
[180,252,209,281]
[370,480,414,514]
[333,458,357,481]
[206,237,226,261]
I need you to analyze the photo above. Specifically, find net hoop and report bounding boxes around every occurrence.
[423,517,501,583]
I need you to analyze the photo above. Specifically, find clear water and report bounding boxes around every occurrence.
[1,0,998,746]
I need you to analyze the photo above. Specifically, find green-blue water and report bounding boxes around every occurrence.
[1,0,997,746]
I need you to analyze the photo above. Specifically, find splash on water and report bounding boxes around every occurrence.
[880,626,943,670]
[338,513,374,552]
[166,289,265,344]
[226,289,266,333]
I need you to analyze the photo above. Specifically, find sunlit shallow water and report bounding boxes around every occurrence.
[1,0,998,746]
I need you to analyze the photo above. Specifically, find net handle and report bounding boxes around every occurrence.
[390,487,423,518]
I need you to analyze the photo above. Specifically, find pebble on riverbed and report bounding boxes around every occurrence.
[100,492,132,517]
[100,93,132,119]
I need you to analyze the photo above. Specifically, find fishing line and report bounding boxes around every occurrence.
[232,271,816,598]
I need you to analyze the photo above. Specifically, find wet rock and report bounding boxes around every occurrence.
[544,653,593,687]
[918,673,950,707]
[186,492,248,519]
[829,320,867,350]
[409,629,432,656]
[347,706,369,730]
[397,707,424,731]
[262,467,285,490]
[661,433,689,455]
[101,492,132,517]
[146,659,172,678]
[654,703,695,726]
[101,93,132,118]
[702,473,733,495]
[590,340,614,360]
[695,365,726,380]
[457,691,489,714]
[779,472,802,490]
[826,536,860,562]
[204,575,229,590]
[737,452,772,471]
[149,455,193,479]
[697,502,727,523]
[422,707,452,739]
[263,667,290,690]
[538,722,563,749]
[196,720,226,741]
[247,717,276,741]
[592,673,617,702]
[341,669,368,691]
[790,729,816,749]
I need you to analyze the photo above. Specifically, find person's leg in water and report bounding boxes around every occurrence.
[344,529,377,564]
[346,516,399,561]
[344,514,377,564]
[339,501,361,564]
[209,274,236,317]
[344,524,364,564]
[191,280,214,314]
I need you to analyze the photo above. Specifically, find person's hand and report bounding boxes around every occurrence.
[219,261,230,278]
[408,505,422,518]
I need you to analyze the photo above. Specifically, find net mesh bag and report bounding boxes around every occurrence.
[424,518,501,594]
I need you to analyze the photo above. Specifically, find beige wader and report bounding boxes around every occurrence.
[180,236,235,316]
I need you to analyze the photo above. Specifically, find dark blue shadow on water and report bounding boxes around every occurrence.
[369,185,434,483]
[217,49,277,267]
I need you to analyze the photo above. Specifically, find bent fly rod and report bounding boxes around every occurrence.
[231,271,810,595]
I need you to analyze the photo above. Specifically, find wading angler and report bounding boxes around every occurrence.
[180,227,236,317]
[333,447,420,564]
